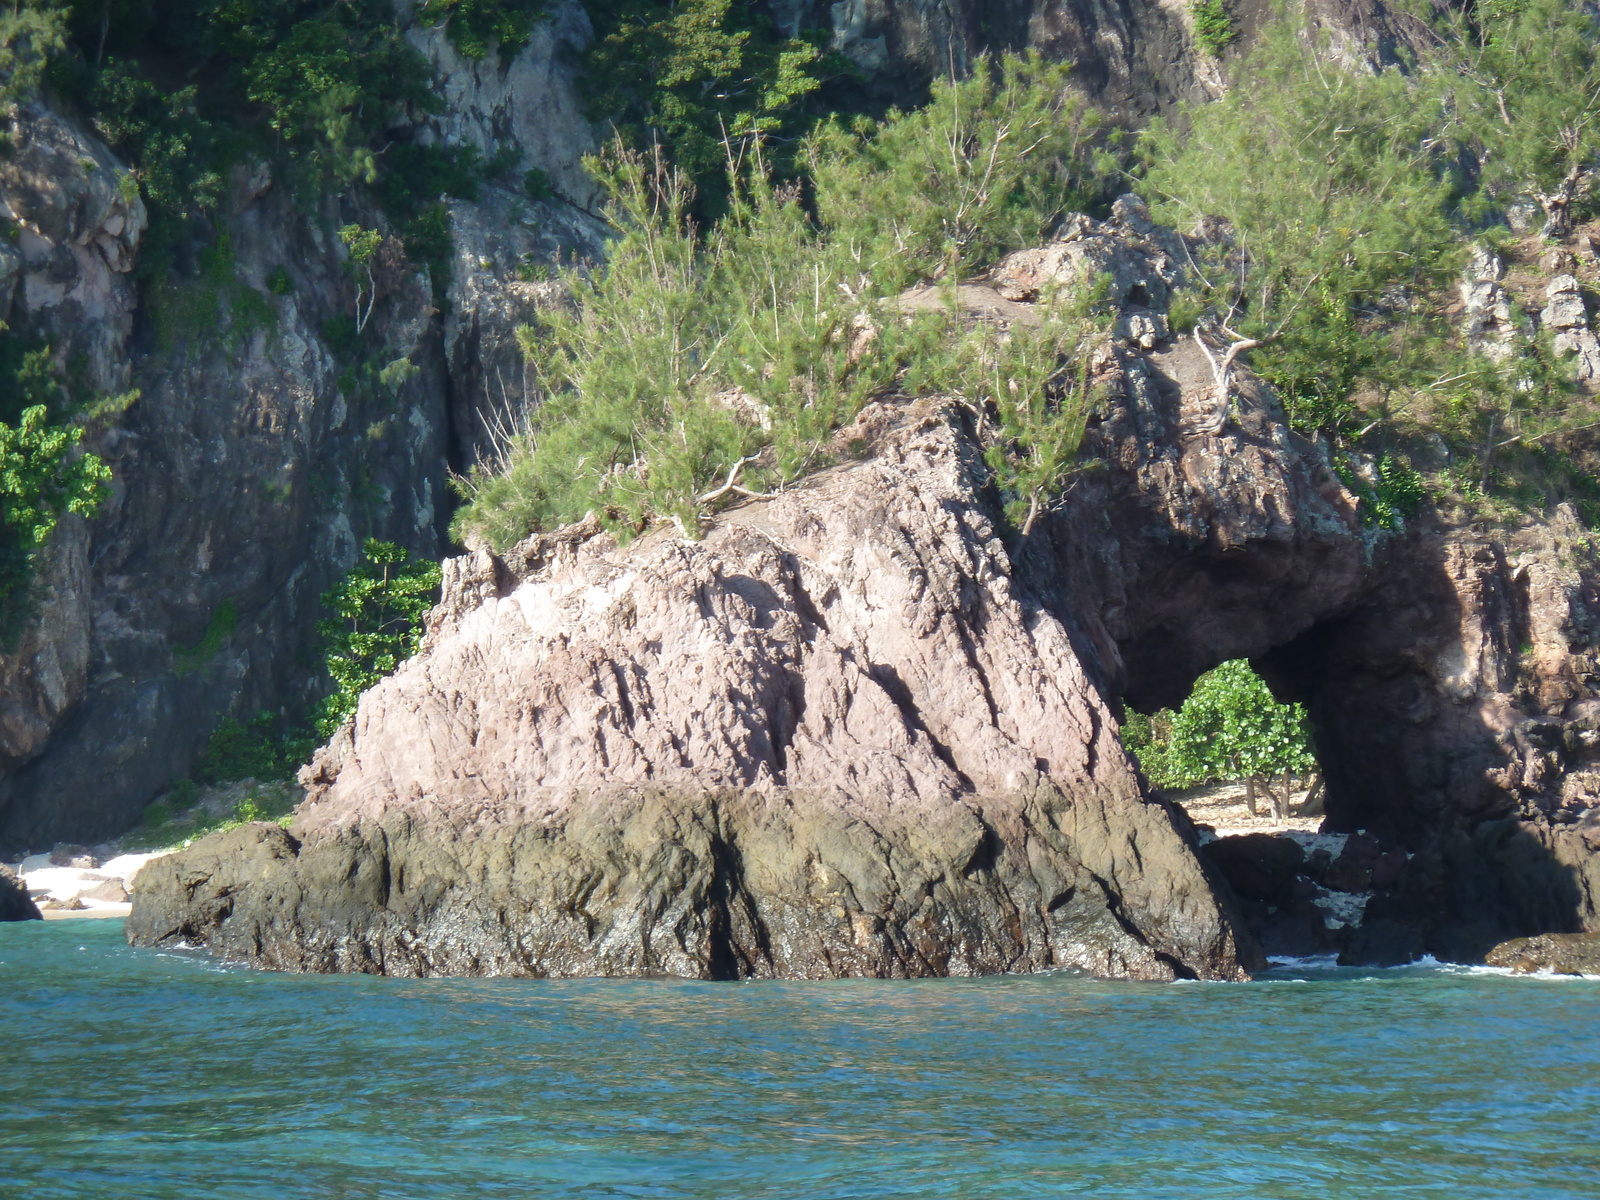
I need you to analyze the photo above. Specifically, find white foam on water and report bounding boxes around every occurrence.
[1264,954,1341,971]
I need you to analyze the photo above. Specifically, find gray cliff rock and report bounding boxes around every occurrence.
[0,129,453,850]
[777,0,1436,115]
[128,403,1258,981]
[403,0,611,465]
[0,22,608,851]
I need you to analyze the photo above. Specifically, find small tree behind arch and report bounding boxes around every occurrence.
[1123,659,1318,816]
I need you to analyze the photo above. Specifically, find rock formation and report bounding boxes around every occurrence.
[1485,930,1600,975]
[0,863,41,922]
[127,193,1600,977]
[127,398,1258,981]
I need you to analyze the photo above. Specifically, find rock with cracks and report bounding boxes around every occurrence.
[129,406,1257,981]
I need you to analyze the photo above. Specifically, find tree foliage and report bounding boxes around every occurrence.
[416,0,543,61]
[1123,660,1316,792]
[1444,0,1600,237]
[453,56,1116,547]
[0,331,112,644]
[0,0,67,110]
[807,54,1118,291]
[581,0,836,218]
[313,538,441,736]
[0,405,111,642]
[1139,19,1463,442]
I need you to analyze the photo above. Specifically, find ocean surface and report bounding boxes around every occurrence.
[2,919,1597,1199]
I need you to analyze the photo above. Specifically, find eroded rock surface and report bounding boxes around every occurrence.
[0,863,41,922]
[129,406,1257,980]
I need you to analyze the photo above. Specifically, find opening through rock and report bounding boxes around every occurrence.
[1122,658,1326,836]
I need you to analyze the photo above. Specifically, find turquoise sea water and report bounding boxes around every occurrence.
[2,920,1598,1199]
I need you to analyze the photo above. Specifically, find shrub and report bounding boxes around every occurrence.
[453,57,1118,549]
[1191,0,1236,56]
[581,0,835,219]
[1139,18,1463,441]
[416,0,544,61]
[1124,660,1316,805]
[523,166,552,202]
[0,404,112,645]
[196,712,318,784]
[314,539,442,735]
[1441,0,1600,237]
[0,2,66,110]
[807,54,1118,291]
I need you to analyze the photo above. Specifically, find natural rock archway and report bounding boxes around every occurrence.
[128,202,1600,975]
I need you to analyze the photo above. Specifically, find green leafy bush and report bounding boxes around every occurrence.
[0,405,111,643]
[416,0,543,61]
[581,0,835,218]
[808,54,1117,291]
[196,712,318,784]
[314,538,442,735]
[0,1,66,110]
[1124,660,1316,794]
[1190,0,1236,56]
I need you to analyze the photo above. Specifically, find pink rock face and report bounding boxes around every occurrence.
[131,407,1256,982]
[316,409,1120,818]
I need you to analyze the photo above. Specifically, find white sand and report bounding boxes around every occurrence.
[12,851,170,917]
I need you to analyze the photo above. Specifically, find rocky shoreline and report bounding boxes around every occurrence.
[126,380,1262,981]
[121,204,1600,980]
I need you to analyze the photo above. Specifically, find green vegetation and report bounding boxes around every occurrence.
[0,2,485,340]
[416,0,544,61]
[195,712,317,784]
[1450,0,1600,238]
[0,1,66,111]
[1122,660,1317,812]
[171,598,238,676]
[581,0,840,219]
[1137,3,1600,525]
[183,539,439,788]
[454,56,1118,546]
[313,538,440,736]
[0,332,113,644]
[1190,0,1236,57]
[124,779,298,850]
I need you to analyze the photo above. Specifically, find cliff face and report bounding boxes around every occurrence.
[778,0,1435,115]
[0,5,606,854]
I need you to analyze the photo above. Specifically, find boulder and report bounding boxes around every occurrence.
[1485,932,1600,975]
[0,864,40,921]
[80,879,129,904]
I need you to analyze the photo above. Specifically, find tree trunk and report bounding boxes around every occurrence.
[1244,775,1258,816]
[1297,773,1325,818]
[1534,145,1593,242]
